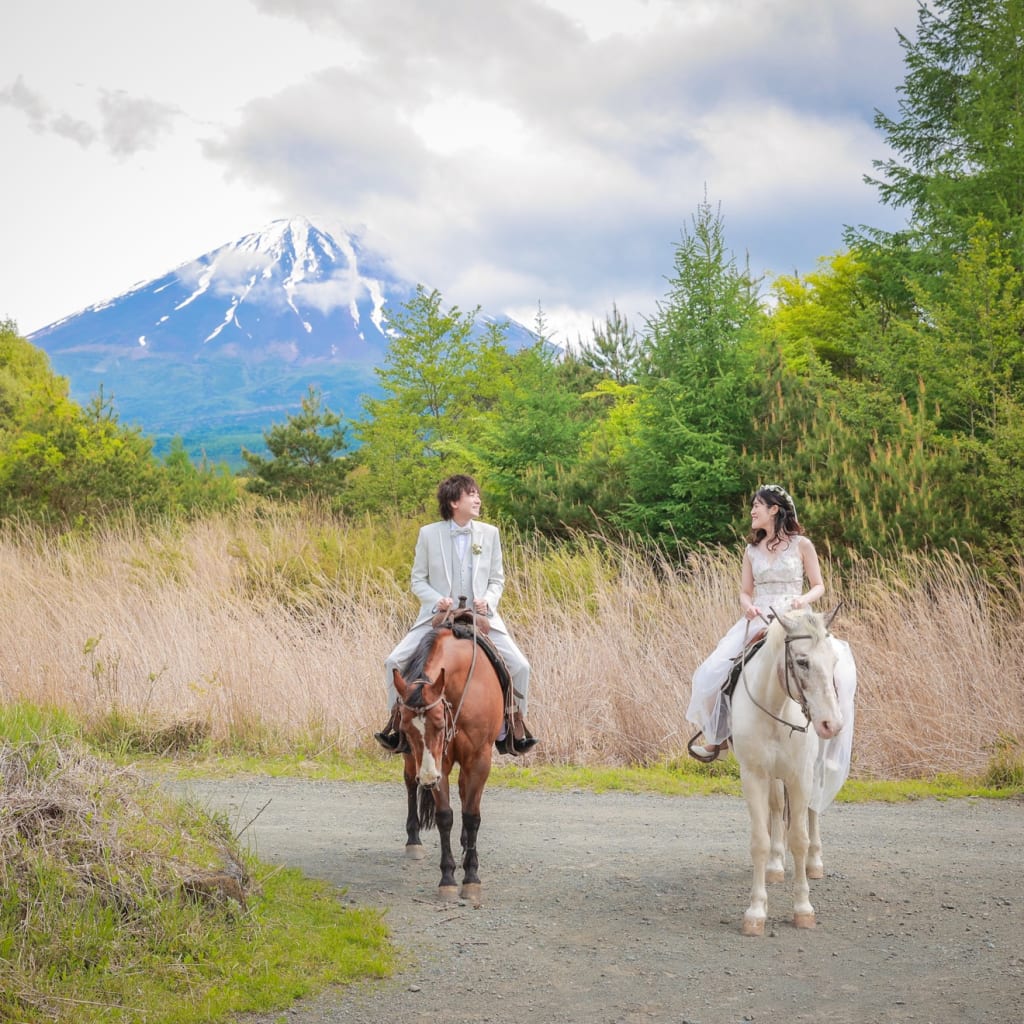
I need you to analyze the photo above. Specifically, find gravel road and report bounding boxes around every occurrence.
[174,778,1024,1024]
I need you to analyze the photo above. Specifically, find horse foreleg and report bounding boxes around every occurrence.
[435,795,458,900]
[766,778,786,883]
[403,760,425,860]
[787,795,815,929]
[806,807,824,879]
[741,774,772,937]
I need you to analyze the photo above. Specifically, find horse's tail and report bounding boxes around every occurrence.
[417,786,436,832]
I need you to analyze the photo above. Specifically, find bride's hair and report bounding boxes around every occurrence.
[747,485,804,549]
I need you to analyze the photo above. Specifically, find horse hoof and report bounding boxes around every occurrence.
[404,843,426,861]
[807,865,824,880]
[765,868,785,884]
[460,882,482,904]
[741,915,765,937]
[438,885,460,902]
[794,911,816,929]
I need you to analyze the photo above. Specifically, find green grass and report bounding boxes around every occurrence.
[0,703,393,1024]
[146,748,1024,803]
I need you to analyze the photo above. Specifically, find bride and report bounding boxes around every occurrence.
[686,484,857,811]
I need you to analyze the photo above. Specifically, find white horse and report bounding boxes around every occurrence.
[731,607,844,937]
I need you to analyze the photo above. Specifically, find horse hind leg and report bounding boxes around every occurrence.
[766,779,786,884]
[459,811,483,905]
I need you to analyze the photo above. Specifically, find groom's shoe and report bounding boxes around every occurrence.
[374,707,409,754]
[511,710,538,754]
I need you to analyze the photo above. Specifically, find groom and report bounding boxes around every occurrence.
[374,474,538,756]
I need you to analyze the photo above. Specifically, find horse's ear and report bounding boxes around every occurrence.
[393,667,410,701]
[824,601,843,629]
[435,667,447,694]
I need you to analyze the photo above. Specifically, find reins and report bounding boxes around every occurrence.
[400,599,481,753]
[738,610,813,736]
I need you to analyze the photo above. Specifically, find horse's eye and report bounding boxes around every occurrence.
[796,657,810,670]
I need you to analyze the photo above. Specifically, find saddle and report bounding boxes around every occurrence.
[430,606,518,752]
[722,628,767,700]
[431,605,490,635]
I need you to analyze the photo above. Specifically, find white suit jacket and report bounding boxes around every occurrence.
[409,519,508,634]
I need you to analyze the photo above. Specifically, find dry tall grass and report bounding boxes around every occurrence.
[0,510,1020,779]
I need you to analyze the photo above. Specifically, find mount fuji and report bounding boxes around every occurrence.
[28,217,536,466]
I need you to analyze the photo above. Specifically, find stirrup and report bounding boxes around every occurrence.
[374,706,409,753]
[495,716,537,756]
[687,732,721,764]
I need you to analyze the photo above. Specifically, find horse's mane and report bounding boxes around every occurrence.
[401,629,443,707]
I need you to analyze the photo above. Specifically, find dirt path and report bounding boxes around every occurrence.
[174,778,1024,1024]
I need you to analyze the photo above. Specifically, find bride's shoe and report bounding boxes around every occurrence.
[688,735,726,763]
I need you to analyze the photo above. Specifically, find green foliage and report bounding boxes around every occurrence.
[899,220,1024,438]
[746,344,986,556]
[0,736,393,1023]
[473,342,596,533]
[347,286,498,515]
[858,0,1024,301]
[0,322,238,526]
[576,303,648,383]
[242,386,350,502]
[616,197,762,544]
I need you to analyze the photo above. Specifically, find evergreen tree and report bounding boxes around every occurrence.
[348,287,497,515]
[577,303,648,384]
[242,386,350,501]
[617,198,763,544]
[855,0,1024,300]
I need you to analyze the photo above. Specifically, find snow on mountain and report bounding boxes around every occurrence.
[34,217,403,362]
[28,217,536,466]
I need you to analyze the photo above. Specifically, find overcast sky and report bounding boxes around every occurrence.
[1,0,919,346]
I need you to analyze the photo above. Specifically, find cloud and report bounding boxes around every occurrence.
[0,75,53,130]
[0,74,178,155]
[99,90,180,156]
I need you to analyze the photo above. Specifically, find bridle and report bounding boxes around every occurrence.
[398,686,457,749]
[739,609,827,736]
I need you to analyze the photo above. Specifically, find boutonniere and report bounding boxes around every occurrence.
[471,542,482,556]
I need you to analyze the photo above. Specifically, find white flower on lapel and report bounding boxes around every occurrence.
[471,542,482,556]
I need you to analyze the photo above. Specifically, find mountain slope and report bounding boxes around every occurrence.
[29,218,534,465]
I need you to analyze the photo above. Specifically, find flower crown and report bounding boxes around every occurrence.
[759,483,797,519]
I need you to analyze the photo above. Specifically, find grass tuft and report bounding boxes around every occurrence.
[0,717,393,1024]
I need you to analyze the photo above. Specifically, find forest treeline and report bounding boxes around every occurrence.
[2,0,1022,566]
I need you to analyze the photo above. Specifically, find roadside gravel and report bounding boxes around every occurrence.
[173,778,1024,1024]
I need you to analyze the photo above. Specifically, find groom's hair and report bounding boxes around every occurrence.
[437,474,479,520]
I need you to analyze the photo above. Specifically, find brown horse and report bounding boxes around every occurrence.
[392,625,505,901]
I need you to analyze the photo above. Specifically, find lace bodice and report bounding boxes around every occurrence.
[747,541,804,607]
